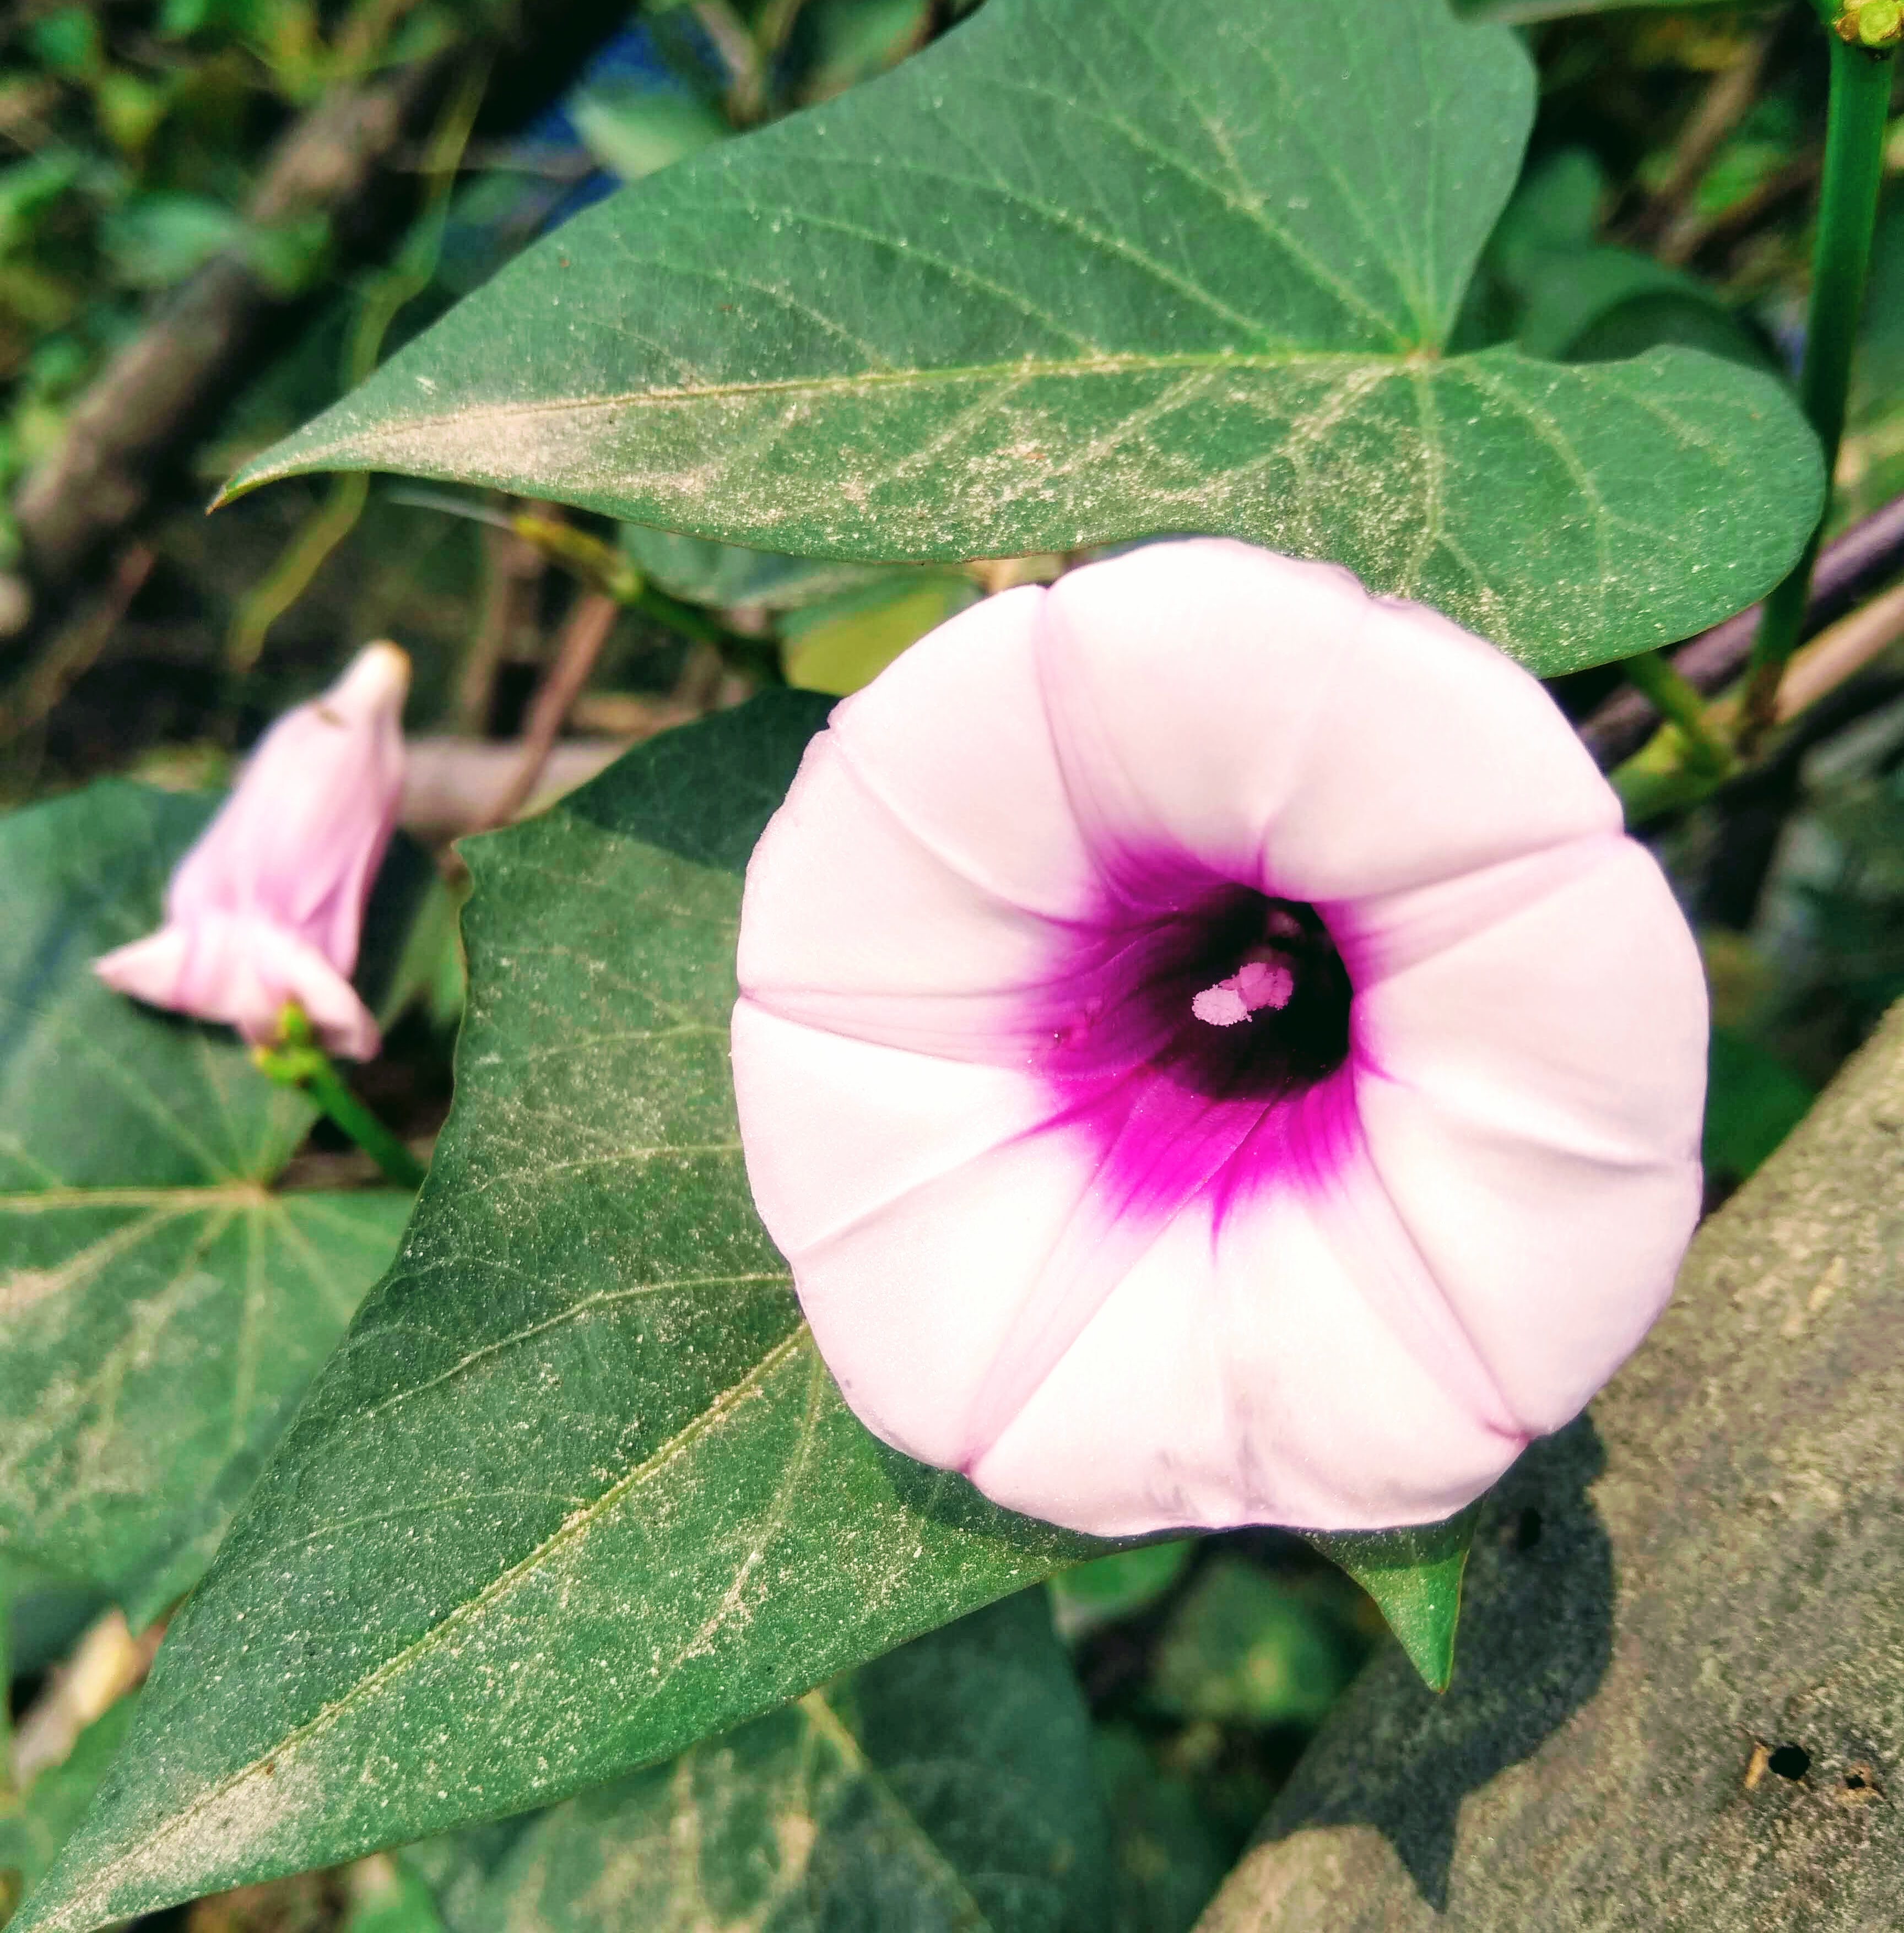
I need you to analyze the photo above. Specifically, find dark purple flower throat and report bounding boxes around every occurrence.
[1029,871,1360,1231]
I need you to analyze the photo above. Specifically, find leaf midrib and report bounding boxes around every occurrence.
[0,1187,275,1212]
[36,1325,816,1926]
[233,347,1398,485]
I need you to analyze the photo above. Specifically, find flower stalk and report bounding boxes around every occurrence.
[255,1004,428,1191]
[1620,649,1739,781]
[1741,17,1896,746]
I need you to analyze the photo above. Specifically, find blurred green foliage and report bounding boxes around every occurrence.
[1151,1560,1366,1732]
[1051,1542,1198,1642]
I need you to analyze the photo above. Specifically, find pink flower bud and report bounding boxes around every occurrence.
[95,643,409,1060]
[732,541,1708,1537]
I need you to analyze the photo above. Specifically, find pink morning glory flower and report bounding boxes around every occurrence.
[95,643,409,1062]
[732,541,1707,1537]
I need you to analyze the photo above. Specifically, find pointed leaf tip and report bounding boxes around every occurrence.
[1301,1500,1482,1693]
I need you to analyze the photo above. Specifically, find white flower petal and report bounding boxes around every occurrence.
[1263,593,1621,897]
[737,734,1059,1058]
[823,584,1096,918]
[969,1178,1524,1536]
[1354,838,1707,1429]
[784,1131,1105,1475]
[1036,541,1353,886]
[1037,542,1618,898]
[731,999,1055,1257]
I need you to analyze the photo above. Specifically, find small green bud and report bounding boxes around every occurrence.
[1836,0,1902,50]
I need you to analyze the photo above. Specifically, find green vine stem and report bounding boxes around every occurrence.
[1620,648,1738,780]
[1741,15,1897,745]
[255,1006,428,1191]
[224,57,489,677]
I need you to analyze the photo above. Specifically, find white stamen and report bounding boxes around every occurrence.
[1192,985,1251,1026]
[1192,955,1295,1028]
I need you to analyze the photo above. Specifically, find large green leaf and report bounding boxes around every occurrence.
[13,697,1097,1933]
[224,0,1823,675]
[411,1592,1112,1933]
[0,785,409,1620]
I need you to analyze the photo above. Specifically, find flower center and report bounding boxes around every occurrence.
[1154,890,1351,1101]
[1038,884,1353,1110]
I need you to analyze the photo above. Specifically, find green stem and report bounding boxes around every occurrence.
[1621,648,1738,776]
[635,587,788,684]
[302,1058,429,1191]
[225,58,489,676]
[1744,29,1895,734]
[255,1008,428,1190]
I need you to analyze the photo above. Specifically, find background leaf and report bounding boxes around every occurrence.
[226,0,1823,675]
[1150,1558,1362,1730]
[408,1593,1113,1933]
[780,571,980,694]
[616,526,902,614]
[0,786,312,1195]
[1481,150,1772,370]
[1702,1026,1817,1190]
[0,1696,138,1914]
[0,784,409,1620]
[13,697,1101,1933]
[1049,1542,1197,1643]
[1456,0,1756,18]
[1092,1726,1229,1933]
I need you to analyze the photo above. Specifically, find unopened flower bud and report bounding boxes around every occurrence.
[95,643,409,1060]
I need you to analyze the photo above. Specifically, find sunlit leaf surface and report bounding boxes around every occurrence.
[0,786,407,1618]
[13,700,1098,1933]
[229,0,1822,674]
[409,1594,1112,1933]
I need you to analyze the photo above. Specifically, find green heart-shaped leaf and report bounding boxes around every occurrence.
[12,699,1099,1933]
[0,784,408,1620]
[224,0,1822,674]
[405,1591,1113,1933]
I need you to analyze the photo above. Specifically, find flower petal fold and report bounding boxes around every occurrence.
[95,910,381,1058]
[1036,541,1620,898]
[1352,838,1707,1431]
[968,1176,1525,1535]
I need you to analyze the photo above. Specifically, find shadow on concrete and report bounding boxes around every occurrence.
[1255,1417,1615,1912]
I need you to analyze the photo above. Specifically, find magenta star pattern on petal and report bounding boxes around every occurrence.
[732,540,1708,1538]
[95,643,409,1060]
